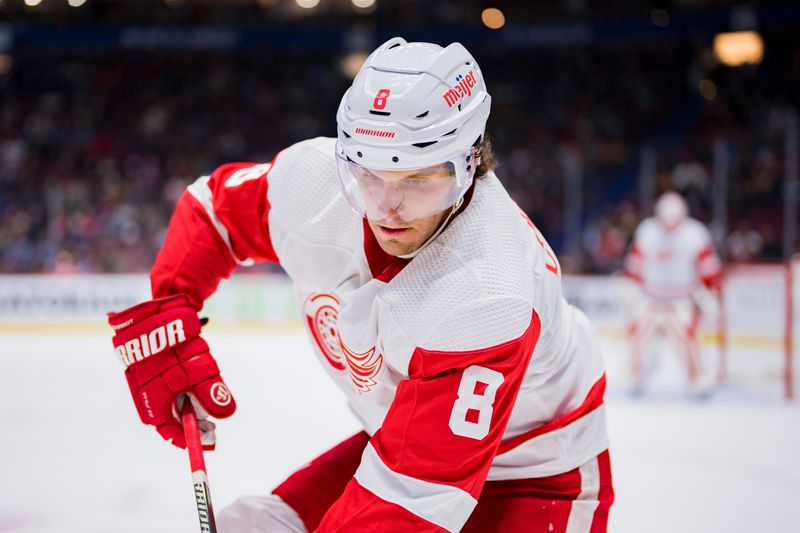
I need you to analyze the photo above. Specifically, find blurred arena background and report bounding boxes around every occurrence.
[0,1,798,532]
[1,0,799,273]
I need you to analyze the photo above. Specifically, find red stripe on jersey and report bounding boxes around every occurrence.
[496,374,606,455]
[697,244,715,262]
[697,243,722,288]
[151,160,280,307]
[589,450,615,533]
[151,192,238,309]
[624,244,643,279]
[207,160,280,264]
[406,310,540,378]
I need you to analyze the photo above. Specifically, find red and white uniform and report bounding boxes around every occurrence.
[624,216,722,389]
[625,216,721,300]
[153,137,611,532]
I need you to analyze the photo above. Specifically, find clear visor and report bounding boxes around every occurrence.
[336,154,469,224]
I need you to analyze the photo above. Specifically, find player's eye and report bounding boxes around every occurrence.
[357,169,382,183]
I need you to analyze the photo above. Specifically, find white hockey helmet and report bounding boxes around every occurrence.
[655,192,688,229]
[336,37,491,222]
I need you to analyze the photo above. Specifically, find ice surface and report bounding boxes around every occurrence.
[0,326,797,533]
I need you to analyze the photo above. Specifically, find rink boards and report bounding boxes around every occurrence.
[0,264,797,397]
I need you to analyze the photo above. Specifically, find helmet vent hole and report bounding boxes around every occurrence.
[342,131,352,139]
[389,43,402,49]
[369,110,391,116]
[392,156,399,163]
[457,103,461,111]
[357,151,363,158]
[415,111,429,119]
[443,128,457,137]
[465,61,471,65]
[412,141,438,148]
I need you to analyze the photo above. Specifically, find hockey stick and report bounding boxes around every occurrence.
[181,400,217,533]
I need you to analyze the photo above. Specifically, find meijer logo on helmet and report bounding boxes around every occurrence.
[442,69,477,108]
[116,319,186,366]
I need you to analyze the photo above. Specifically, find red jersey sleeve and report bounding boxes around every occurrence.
[697,242,722,289]
[316,310,541,532]
[151,160,280,309]
[624,242,643,282]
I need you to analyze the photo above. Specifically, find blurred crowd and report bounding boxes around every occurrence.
[0,52,345,273]
[1,31,798,274]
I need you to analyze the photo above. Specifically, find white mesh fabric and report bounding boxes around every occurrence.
[266,137,362,253]
[421,296,532,352]
[383,174,538,352]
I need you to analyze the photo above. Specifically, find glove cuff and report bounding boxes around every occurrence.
[108,294,193,329]
[109,295,201,368]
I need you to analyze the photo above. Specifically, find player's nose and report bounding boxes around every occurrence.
[376,185,404,218]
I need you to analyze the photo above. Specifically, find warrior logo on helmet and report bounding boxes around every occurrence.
[304,293,384,393]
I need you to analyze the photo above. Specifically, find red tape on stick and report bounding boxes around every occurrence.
[181,401,217,533]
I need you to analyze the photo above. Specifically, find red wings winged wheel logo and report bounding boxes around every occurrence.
[305,293,383,393]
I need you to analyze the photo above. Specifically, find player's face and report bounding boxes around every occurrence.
[368,207,450,257]
[361,166,455,256]
[354,163,457,223]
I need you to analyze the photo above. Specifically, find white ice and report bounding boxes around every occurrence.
[0,326,798,533]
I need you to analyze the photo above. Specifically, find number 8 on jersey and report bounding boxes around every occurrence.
[449,365,505,440]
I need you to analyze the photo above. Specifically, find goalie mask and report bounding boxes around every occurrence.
[655,192,688,229]
[336,37,491,223]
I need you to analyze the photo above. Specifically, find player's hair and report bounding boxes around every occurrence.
[475,134,497,180]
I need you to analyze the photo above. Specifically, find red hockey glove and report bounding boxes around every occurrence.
[108,294,236,450]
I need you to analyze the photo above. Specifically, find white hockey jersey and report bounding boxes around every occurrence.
[151,137,609,532]
[625,216,722,299]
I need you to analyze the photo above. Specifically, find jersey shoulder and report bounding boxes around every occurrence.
[634,217,660,241]
[683,217,712,239]
[665,217,712,250]
[266,136,338,206]
[384,174,539,352]
[635,216,712,253]
[204,136,336,185]
[206,161,272,184]
[265,136,361,252]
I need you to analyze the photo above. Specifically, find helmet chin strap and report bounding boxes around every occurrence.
[397,195,465,259]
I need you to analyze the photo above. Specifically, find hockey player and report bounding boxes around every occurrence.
[624,191,722,396]
[108,38,613,532]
